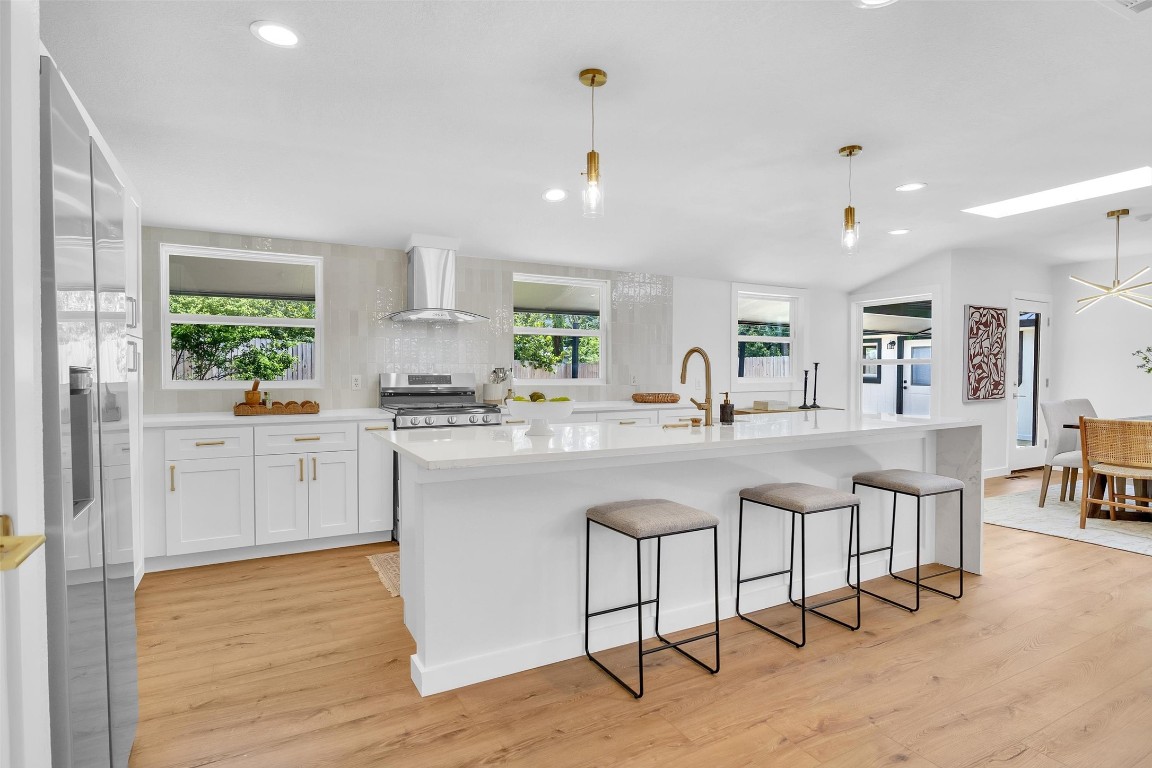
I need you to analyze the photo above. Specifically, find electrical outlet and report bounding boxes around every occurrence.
[351,375,362,391]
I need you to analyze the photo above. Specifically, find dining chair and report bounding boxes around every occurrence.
[1038,399,1096,507]
[1079,416,1152,529]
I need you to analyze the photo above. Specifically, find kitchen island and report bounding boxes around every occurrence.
[375,411,982,696]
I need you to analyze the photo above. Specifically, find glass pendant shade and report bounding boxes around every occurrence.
[841,205,859,255]
[582,149,603,218]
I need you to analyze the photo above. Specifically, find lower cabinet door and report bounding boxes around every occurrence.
[254,454,310,545]
[165,457,255,555]
[308,450,359,539]
[357,423,394,533]
[101,463,135,565]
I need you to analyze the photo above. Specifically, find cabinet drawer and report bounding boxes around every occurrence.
[657,408,702,425]
[595,413,654,426]
[165,427,253,460]
[254,422,357,455]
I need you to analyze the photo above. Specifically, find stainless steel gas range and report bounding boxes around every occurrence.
[378,373,503,541]
[378,373,503,428]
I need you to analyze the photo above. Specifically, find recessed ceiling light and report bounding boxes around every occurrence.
[888,229,911,235]
[853,0,899,7]
[542,188,568,202]
[963,167,1152,219]
[895,182,926,192]
[250,21,299,48]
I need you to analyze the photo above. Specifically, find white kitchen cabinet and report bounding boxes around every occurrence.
[357,422,394,534]
[101,463,135,565]
[165,456,255,555]
[596,412,655,426]
[254,422,356,455]
[254,454,310,545]
[309,450,359,539]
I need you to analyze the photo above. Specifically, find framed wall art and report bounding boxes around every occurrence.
[963,304,1007,401]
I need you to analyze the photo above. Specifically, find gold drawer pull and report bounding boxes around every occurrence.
[678,417,696,422]
[294,436,321,442]
[170,465,175,492]
[505,419,526,424]
[618,420,637,425]
[299,457,304,482]
[312,456,317,481]
[363,426,391,431]
[0,516,46,572]
[195,440,225,447]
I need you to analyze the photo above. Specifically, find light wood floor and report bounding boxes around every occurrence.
[130,472,1152,768]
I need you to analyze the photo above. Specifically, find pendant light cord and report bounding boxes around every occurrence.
[1115,213,1121,285]
[847,153,853,207]
[590,75,597,151]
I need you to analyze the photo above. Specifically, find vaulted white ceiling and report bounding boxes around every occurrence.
[40,0,1152,291]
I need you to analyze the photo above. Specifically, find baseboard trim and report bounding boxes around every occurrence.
[144,531,392,573]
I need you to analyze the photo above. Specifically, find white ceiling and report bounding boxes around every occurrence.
[39,0,1152,292]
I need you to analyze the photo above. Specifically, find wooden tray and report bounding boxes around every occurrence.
[233,400,320,416]
[632,393,680,404]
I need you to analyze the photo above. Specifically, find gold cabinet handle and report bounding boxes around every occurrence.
[299,457,304,482]
[363,426,391,431]
[195,440,225,447]
[170,465,175,492]
[0,515,46,572]
[505,419,526,424]
[619,420,637,425]
[294,436,321,442]
[678,417,696,422]
[312,456,317,481]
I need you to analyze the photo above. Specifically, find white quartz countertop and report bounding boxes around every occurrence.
[144,408,390,429]
[375,411,978,472]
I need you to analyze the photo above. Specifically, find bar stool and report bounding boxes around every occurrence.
[584,499,720,699]
[850,469,965,612]
[736,483,861,649]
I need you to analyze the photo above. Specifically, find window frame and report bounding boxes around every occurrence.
[849,288,939,418]
[159,243,324,390]
[511,273,609,387]
[731,283,806,392]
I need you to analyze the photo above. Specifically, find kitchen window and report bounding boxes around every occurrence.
[160,244,323,389]
[733,284,803,389]
[512,274,608,384]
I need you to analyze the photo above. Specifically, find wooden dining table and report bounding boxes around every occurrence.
[1063,416,1152,519]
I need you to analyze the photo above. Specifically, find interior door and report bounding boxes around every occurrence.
[897,337,932,417]
[1009,299,1051,471]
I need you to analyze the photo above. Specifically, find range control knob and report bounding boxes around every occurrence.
[424,416,436,426]
[482,414,494,423]
[409,417,420,426]
[447,415,458,425]
[469,415,479,424]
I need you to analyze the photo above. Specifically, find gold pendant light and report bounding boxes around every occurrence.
[839,145,862,255]
[580,68,607,218]
[1071,209,1152,313]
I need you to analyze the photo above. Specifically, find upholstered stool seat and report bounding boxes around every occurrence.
[850,468,965,612]
[587,499,719,538]
[584,498,720,698]
[853,469,964,497]
[736,482,861,649]
[740,482,860,514]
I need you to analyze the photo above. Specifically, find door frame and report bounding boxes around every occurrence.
[1006,292,1053,471]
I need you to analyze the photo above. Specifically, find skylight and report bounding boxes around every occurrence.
[962,167,1152,218]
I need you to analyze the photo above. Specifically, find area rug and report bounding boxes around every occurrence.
[984,490,1152,556]
[367,552,400,597]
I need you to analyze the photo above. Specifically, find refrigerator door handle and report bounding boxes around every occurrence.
[127,340,139,373]
[126,295,138,329]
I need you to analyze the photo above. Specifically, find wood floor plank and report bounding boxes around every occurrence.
[130,483,1152,768]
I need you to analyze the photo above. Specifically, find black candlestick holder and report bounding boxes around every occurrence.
[810,362,820,409]
[798,369,813,409]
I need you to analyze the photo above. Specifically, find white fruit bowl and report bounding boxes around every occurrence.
[506,400,576,436]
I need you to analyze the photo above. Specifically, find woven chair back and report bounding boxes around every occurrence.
[1081,417,1152,470]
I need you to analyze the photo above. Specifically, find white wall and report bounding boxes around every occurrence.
[0,1,53,765]
[1050,254,1152,418]
[671,277,849,411]
[853,250,1055,476]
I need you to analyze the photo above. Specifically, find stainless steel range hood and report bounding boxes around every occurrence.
[384,235,488,323]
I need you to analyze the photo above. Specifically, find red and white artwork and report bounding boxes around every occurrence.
[964,305,1007,401]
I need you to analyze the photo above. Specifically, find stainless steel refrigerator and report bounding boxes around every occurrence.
[41,56,139,768]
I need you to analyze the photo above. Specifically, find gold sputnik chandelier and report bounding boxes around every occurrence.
[1070,208,1152,313]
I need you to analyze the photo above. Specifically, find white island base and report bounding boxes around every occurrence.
[379,412,982,696]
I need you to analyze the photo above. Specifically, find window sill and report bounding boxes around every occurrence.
[512,380,606,387]
[162,380,324,391]
[732,380,797,393]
